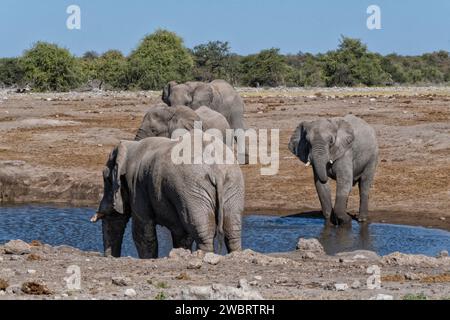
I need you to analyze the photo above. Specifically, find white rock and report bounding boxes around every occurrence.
[27,269,37,274]
[254,276,262,281]
[3,240,31,255]
[370,294,394,300]
[124,288,137,297]
[351,280,361,289]
[203,253,222,265]
[296,238,325,255]
[334,283,349,291]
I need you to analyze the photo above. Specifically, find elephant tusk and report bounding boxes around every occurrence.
[329,160,334,165]
[90,213,105,223]
[305,161,311,167]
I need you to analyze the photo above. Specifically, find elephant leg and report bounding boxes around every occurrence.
[314,174,333,221]
[102,214,129,258]
[171,230,194,250]
[358,161,377,222]
[230,113,249,165]
[132,216,158,259]
[333,175,353,225]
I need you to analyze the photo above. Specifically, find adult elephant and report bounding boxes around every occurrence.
[162,80,248,163]
[92,136,244,259]
[288,115,378,225]
[135,104,230,143]
[162,80,246,131]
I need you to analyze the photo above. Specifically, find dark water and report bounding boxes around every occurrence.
[0,206,449,257]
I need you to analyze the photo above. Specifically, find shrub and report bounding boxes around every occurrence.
[0,58,24,87]
[20,42,81,92]
[127,29,193,90]
[95,50,128,89]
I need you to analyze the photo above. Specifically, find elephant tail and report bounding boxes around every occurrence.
[210,170,225,252]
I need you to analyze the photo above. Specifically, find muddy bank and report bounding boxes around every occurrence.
[0,239,449,300]
[0,87,449,230]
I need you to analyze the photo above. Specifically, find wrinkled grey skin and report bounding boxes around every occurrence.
[98,137,244,259]
[135,104,230,142]
[162,80,246,131]
[162,80,248,163]
[289,115,378,225]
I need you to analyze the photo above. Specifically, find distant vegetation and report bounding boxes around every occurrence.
[1,29,450,92]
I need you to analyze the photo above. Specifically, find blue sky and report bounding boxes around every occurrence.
[1,0,449,57]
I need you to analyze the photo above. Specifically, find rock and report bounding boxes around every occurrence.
[254,276,262,281]
[336,250,380,262]
[203,253,222,265]
[296,238,325,255]
[437,250,448,258]
[187,259,203,269]
[301,252,316,260]
[169,248,191,260]
[405,272,421,281]
[440,217,446,221]
[228,249,294,266]
[21,281,52,295]
[175,279,263,300]
[27,269,37,274]
[370,294,394,300]
[112,277,130,287]
[124,288,137,297]
[334,283,349,291]
[351,280,361,289]
[6,285,21,294]
[3,240,31,255]
[382,252,441,267]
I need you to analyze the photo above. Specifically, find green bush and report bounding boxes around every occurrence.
[322,37,391,86]
[95,50,128,89]
[192,41,232,82]
[127,29,193,90]
[20,42,81,92]
[240,48,289,87]
[0,58,24,87]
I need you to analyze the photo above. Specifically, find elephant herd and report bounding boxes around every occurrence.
[92,80,379,259]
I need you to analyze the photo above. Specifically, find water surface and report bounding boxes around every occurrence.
[0,206,449,257]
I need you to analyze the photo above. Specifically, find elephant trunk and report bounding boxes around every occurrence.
[102,214,129,258]
[312,144,329,184]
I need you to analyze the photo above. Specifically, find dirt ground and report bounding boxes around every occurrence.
[0,240,449,300]
[0,87,449,230]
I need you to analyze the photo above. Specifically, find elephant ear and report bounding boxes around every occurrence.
[112,141,128,214]
[162,81,177,105]
[288,122,311,164]
[170,106,200,132]
[191,84,214,109]
[330,118,354,162]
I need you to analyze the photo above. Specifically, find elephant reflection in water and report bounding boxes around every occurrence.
[318,223,373,255]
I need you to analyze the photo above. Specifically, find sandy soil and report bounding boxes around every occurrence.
[0,240,449,300]
[0,87,449,230]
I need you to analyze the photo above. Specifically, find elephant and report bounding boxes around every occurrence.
[93,135,245,259]
[288,114,378,225]
[162,80,246,131]
[162,80,249,163]
[135,104,230,143]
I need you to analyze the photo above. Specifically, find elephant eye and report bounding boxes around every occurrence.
[329,137,335,145]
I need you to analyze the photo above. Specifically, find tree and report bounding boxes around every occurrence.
[20,42,81,91]
[322,37,391,86]
[0,58,24,87]
[95,50,127,89]
[240,48,289,87]
[192,41,232,81]
[127,29,194,90]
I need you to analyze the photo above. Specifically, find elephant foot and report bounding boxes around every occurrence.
[331,212,352,226]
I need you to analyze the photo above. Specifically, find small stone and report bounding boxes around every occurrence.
[302,252,316,260]
[296,238,325,255]
[27,269,37,274]
[351,280,361,289]
[0,279,9,290]
[203,253,222,265]
[3,240,31,255]
[405,272,421,281]
[334,283,349,291]
[112,277,129,287]
[370,294,394,300]
[370,98,376,102]
[124,288,137,297]
[61,293,69,298]
[187,259,203,269]
[437,250,448,258]
[254,276,262,281]
[6,285,21,294]
[440,217,446,221]
[169,248,191,260]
